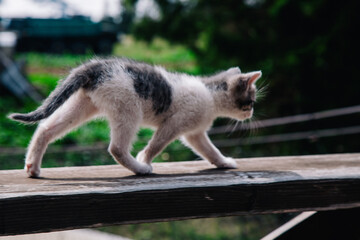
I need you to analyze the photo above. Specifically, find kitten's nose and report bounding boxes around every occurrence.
[242,101,254,111]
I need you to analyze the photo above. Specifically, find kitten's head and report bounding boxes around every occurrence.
[227,71,262,121]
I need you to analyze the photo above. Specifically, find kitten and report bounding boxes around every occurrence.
[8,58,261,177]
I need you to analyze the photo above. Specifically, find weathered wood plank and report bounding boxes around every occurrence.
[1,153,360,236]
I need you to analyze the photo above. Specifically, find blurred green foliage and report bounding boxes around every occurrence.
[115,36,199,74]
[132,0,359,113]
[99,214,282,240]
[130,0,360,156]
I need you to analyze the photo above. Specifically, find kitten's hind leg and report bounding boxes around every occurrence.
[25,91,99,177]
[183,132,237,169]
[108,114,152,175]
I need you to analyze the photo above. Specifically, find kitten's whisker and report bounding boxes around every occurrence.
[228,120,240,137]
[255,81,269,102]
[224,119,235,134]
[249,115,263,136]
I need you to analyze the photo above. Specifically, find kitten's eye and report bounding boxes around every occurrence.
[244,100,254,107]
[236,99,255,111]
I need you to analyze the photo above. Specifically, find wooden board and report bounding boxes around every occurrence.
[1,153,360,236]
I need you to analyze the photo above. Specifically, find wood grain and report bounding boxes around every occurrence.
[1,153,360,236]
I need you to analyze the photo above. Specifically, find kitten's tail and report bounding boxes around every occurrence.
[8,74,85,124]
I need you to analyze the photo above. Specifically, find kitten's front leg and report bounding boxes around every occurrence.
[136,126,178,166]
[183,132,237,169]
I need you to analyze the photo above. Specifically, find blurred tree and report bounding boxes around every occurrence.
[119,0,137,33]
[131,0,360,117]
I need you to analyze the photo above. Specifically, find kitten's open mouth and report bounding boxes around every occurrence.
[243,109,254,119]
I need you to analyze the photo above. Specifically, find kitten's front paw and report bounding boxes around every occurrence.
[25,163,41,178]
[134,162,153,175]
[215,158,237,169]
[135,151,153,175]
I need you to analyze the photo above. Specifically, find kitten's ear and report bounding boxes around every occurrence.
[227,67,241,75]
[232,71,262,92]
[247,71,262,86]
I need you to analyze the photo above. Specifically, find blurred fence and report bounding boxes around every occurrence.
[1,104,359,168]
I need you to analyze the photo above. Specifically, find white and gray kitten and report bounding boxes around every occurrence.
[9,58,262,177]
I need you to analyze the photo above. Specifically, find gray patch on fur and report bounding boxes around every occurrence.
[125,64,172,115]
[82,61,109,90]
[205,81,228,91]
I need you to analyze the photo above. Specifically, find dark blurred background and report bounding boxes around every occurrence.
[142,0,359,112]
[1,0,359,239]
[130,0,360,157]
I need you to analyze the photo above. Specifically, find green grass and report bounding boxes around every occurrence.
[0,97,37,147]
[18,52,91,69]
[99,215,281,240]
[19,35,199,75]
[114,36,199,74]
[27,73,59,94]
